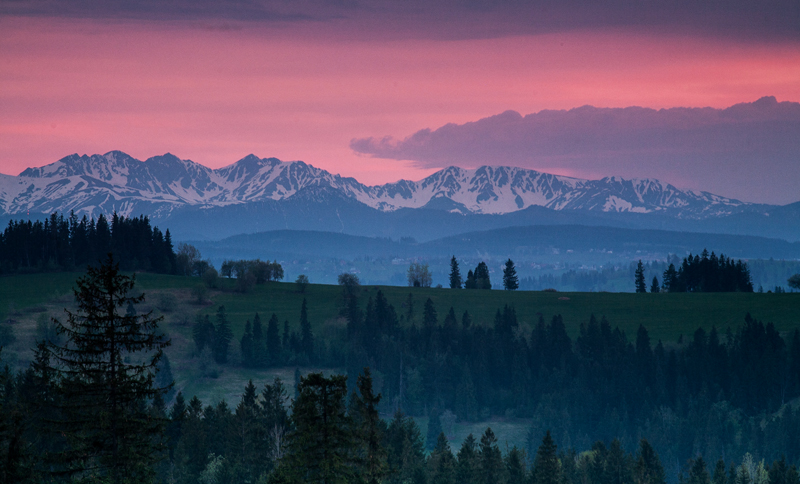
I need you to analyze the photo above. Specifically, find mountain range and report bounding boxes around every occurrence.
[1,151,797,242]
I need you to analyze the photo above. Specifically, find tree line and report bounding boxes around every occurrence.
[0,211,177,274]
[636,249,754,293]
[192,275,800,471]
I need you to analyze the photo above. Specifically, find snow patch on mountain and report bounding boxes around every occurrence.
[0,151,761,219]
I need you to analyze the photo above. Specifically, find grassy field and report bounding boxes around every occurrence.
[3,271,800,345]
[2,271,798,451]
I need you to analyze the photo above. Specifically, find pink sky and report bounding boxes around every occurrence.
[1,16,799,187]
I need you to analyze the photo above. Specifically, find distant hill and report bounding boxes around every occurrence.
[193,225,800,265]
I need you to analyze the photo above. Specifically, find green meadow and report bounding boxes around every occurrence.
[2,271,798,451]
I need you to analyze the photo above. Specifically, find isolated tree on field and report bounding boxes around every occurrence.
[46,254,171,483]
[635,260,647,293]
[296,274,309,293]
[449,256,462,289]
[651,276,660,293]
[788,274,800,291]
[408,262,432,287]
[503,258,519,290]
[473,262,492,290]
[464,270,476,289]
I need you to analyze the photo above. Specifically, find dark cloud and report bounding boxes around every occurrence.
[351,97,800,205]
[2,0,799,41]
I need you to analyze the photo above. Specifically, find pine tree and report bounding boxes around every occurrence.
[456,434,480,484]
[300,299,314,361]
[503,258,519,290]
[426,409,443,451]
[474,262,492,290]
[352,368,389,484]
[634,439,665,484]
[479,428,504,484]
[428,432,457,484]
[533,431,560,484]
[46,254,171,483]
[688,457,712,484]
[714,459,727,484]
[650,276,660,293]
[213,306,233,364]
[276,373,355,484]
[449,256,462,289]
[635,260,647,293]
[252,313,265,367]
[505,446,527,484]
[267,313,281,367]
[384,411,425,484]
[465,270,477,289]
[241,320,254,367]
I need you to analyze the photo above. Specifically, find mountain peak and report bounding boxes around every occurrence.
[0,152,762,220]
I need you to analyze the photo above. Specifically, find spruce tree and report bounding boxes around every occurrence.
[426,409,443,451]
[267,313,281,367]
[503,258,519,290]
[662,263,678,292]
[479,428,504,484]
[276,373,355,484]
[213,306,233,364]
[505,446,527,484]
[533,430,560,484]
[241,320,254,368]
[714,459,728,484]
[650,276,660,294]
[635,260,647,293]
[352,368,389,484]
[428,433,457,484]
[634,439,665,484]
[474,262,492,290]
[300,299,314,361]
[46,254,171,483]
[688,457,712,484]
[449,256,462,289]
[252,312,265,367]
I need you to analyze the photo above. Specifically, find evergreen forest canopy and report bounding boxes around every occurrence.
[178,277,800,480]
[0,211,177,274]
[660,249,754,293]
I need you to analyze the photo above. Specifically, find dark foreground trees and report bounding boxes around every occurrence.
[46,254,171,483]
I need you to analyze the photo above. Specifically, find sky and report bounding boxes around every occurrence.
[1,1,799,204]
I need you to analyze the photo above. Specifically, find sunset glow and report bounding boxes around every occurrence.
[1,13,799,198]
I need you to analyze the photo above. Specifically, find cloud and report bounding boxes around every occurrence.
[3,0,799,42]
[351,97,800,205]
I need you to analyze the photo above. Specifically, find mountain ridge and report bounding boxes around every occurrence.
[0,151,772,221]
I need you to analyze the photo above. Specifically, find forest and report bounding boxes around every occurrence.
[2,215,800,483]
[0,212,177,274]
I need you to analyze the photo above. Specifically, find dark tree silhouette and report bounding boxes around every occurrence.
[46,254,171,483]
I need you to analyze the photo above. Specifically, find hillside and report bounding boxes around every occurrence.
[3,271,798,366]
[2,271,799,454]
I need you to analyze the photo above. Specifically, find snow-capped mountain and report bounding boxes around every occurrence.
[0,151,761,220]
